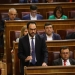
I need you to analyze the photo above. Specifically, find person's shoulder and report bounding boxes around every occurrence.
[53,58,60,62]
[70,58,75,62]
[36,34,45,40]
[37,14,43,16]
[53,33,61,40]
[22,14,30,19]
[19,35,27,40]
[48,15,55,19]
[2,17,9,20]
[53,33,60,37]
[34,0,38,2]
[62,15,68,19]
[15,17,20,20]
[66,32,75,39]
[37,14,43,17]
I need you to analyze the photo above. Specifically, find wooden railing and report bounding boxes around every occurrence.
[24,66,75,75]
[0,2,75,19]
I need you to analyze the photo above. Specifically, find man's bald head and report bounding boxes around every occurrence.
[8,8,17,20]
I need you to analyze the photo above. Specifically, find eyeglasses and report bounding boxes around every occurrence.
[61,52,69,54]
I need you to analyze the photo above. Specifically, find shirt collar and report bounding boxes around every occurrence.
[28,34,35,39]
[46,33,53,38]
[30,13,37,18]
[62,58,69,62]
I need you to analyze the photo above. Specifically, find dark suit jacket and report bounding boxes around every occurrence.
[66,32,75,39]
[52,58,75,65]
[2,17,20,20]
[22,14,43,20]
[19,0,38,3]
[41,33,61,41]
[18,34,48,66]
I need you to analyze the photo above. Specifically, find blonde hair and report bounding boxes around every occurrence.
[20,26,27,37]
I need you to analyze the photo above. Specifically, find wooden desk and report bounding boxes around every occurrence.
[0,2,75,19]
[13,40,75,75]
[24,66,75,75]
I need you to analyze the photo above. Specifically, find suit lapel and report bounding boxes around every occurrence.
[25,35,30,55]
[59,58,62,65]
[35,34,38,52]
[69,59,72,65]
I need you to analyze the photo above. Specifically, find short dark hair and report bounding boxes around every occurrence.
[53,6,63,17]
[27,21,36,29]
[30,5,37,10]
[60,46,69,53]
[44,22,53,29]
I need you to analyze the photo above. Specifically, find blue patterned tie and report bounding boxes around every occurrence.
[31,38,36,64]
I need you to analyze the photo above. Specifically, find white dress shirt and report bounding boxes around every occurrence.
[30,14,37,20]
[62,59,71,66]
[46,34,53,41]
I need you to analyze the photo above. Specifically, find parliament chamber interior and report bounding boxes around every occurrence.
[0,0,75,75]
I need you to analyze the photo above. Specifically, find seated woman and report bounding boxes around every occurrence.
[48,6,68,20]
[16,26,28,42]
[11,26,28,53]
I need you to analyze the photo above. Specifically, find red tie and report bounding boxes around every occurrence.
[64,60,66,66]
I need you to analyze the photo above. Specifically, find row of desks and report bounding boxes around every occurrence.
[4,19,75,75]
[24,66,75,75]
[0,2,75,19]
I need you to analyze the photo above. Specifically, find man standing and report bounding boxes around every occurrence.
[18,21,48,75]
[52,46,75,66]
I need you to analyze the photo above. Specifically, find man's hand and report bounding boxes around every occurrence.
[42,62,47,66]
[25,56,32,62]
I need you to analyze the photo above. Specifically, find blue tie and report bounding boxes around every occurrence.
[31,38,36,64]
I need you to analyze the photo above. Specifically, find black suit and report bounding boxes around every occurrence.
[18,34,48,75]
[52,58,75,66]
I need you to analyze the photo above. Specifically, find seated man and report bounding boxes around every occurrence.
[22,4,43,20]
[41,22,61,41]
[3,8,20,20]
[1,8,20,32]
[52,46,75,66]
[19,0,38,3]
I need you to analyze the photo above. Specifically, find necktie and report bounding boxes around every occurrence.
[64,60,66,66]
[31,38,36,64]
